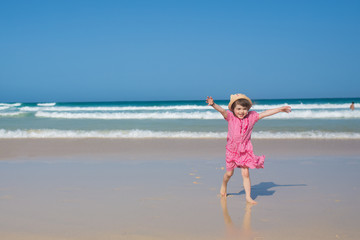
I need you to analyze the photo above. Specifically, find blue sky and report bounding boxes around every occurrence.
[1,0,359,102]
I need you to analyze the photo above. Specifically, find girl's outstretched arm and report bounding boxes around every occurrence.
[206,96,228,119]
[259,106,291,120]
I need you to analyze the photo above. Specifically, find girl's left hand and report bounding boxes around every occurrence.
[281,106,292,113]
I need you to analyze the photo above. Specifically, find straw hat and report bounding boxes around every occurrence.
[228,93,253,110]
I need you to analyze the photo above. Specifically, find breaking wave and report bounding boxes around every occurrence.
[1,129,359,139]
[33,110,360,120]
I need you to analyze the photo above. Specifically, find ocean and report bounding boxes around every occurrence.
[1,98,359,139]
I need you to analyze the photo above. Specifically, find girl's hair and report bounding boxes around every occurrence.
[230,99,252,111]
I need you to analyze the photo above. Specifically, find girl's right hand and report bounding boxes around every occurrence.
[206,96,214,106]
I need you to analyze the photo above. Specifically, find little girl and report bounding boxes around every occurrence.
[206,94,291,204]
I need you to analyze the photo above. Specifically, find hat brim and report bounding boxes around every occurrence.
[228,94,253,110]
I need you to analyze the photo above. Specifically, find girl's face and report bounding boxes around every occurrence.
[233,104,249,119]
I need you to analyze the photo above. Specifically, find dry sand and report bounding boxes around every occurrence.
[0,139,360,239]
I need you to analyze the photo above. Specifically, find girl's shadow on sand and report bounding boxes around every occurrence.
[228,182,306,199]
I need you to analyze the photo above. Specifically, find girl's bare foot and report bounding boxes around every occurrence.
[246,196,257,204]
[220,184,227,197]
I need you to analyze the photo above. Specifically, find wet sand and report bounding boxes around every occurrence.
[0,139,360,239]
[1,139,360,160]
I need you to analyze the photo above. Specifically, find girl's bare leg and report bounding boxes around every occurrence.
[241,168,257,204]
[220,169,234,197]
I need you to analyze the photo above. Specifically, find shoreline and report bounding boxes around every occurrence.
[1,138,360,160]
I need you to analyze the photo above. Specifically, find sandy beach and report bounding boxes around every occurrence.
[1,139,360,239]
[2,139,360,160]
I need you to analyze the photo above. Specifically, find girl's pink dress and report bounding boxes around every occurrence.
[225,110,265,171]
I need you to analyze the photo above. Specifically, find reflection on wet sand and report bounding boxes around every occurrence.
[221,197,255,240]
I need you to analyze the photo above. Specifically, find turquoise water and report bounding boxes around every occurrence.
[0,98,359,139]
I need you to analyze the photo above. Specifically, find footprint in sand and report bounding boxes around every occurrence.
[0,195,13,200]
[189,171,202,184]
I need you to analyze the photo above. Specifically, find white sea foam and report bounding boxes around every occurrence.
[33,109,360,120]
[252,131,360,139]
[0,103,22,112]
[0,129,226,139]
[0,103,21,108]
[252,103,356,110]
[37,103,56,106]
[15,102,359,114]
[0,112,24,117]
[0,106,10,111]
[267,110,360,119]
[35,111,221,119]
[0,129,359,139]
[20,105,215,112]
